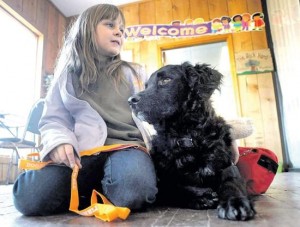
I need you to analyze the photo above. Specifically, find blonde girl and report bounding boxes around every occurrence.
[13,4,157,215]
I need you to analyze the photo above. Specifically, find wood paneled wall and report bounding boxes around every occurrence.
[120,0,283,163]
[1,0,68,97]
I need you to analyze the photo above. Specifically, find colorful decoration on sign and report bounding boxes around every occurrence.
[125,12,265,41]
[235,49,274,75]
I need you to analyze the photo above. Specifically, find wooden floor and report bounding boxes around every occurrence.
[0,172,299,227]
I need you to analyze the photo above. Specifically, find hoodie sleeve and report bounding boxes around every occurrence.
[38,76,79,161]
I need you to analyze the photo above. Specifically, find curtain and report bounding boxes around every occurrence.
[266,0,300,169]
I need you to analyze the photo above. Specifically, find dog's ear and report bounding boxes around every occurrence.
[182,62,223,99]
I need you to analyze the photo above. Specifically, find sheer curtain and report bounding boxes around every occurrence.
[267,0,300,170]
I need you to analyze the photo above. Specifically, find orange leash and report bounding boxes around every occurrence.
[68,164,130,221]
[18,144,146,222]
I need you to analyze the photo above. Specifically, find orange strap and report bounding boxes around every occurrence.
[69,164,130,221]
[18,144,145,222]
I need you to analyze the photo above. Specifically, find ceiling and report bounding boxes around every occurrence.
[49,0,142,17]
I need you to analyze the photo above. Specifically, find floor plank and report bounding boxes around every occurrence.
[0,172,299,226]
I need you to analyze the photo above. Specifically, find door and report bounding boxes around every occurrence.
[160,36,240,121]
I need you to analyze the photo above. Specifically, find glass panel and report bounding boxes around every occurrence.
[267,0,300,169]
[163,42,238,120]
[0,7,40,139]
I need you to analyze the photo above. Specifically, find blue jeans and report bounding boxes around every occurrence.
[13,148,157,216]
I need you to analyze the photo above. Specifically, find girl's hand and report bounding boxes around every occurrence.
[49,144,82,169]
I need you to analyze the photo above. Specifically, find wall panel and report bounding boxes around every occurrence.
[139,1,156,24]
[189,0,209,20]
[172,0,190,22]
[155,0,173,23]
[207,0,228,19]
[227,0,247,15]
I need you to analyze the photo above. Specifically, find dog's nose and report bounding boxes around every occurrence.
[128,95,140,105]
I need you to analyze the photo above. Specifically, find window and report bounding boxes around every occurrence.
[267,0,300,169]
[0,7,42,138]
[162,41,238,120]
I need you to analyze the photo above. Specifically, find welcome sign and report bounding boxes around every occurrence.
[125,22,212,40]
[125,12,265,41]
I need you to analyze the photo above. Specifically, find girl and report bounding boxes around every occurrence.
[13,4,157,215]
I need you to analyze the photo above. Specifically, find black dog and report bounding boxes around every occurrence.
[128,62,256,221]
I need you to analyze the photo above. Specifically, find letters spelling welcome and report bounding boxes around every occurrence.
[125,22,212,39]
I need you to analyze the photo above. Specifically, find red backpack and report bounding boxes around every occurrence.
[237,147,279,195]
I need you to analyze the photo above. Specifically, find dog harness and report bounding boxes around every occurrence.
[19,144,147,222]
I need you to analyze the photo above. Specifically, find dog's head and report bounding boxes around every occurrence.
[128,62,223,124]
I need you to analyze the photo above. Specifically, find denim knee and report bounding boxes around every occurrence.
[13,166,71,216]
[101,149,158,210]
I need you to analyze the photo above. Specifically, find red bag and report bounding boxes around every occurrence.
[237,147,279,195]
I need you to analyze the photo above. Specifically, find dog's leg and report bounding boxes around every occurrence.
[217,165,256,221]
[180,185,219,209]
[156,181,219,210]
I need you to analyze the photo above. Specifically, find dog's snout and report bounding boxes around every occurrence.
[128,95,140,105]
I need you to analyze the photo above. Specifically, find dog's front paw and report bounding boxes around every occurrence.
[188,190,219,209]
[217,197,256,221]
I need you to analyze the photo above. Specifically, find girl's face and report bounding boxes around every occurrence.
[95,15,125,58]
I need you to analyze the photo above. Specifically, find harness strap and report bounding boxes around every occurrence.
[18,144,144,222]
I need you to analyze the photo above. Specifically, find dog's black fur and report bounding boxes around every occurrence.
[128,62,256,221]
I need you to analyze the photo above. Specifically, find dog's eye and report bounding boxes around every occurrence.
[158,78,172,86]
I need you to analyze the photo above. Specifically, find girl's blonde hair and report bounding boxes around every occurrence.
[54,4,139,93]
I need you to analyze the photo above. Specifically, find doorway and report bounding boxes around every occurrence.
[0,6,43,139]
[159,35,240,121]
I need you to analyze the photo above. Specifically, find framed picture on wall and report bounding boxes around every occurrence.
[235,49,274,75]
